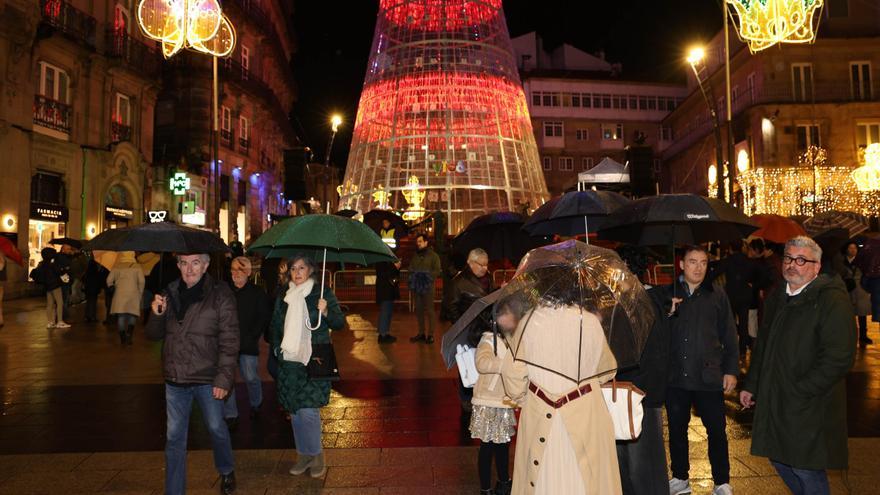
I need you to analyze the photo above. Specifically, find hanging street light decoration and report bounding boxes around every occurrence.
[726,0,824,52]
[137,0,236,59]
[852,143,880,192]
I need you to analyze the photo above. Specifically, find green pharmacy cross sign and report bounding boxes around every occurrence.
[169,172,191,196]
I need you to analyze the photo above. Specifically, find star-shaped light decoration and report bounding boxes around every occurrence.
[852,143,880,192]
[726,0,823,52]
[137,0,235,59]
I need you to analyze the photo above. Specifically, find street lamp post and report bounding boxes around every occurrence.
[306,114,343,211]
[325,114,343,167]
[687,48,726,202]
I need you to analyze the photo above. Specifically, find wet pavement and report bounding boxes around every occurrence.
[2,295,880,493]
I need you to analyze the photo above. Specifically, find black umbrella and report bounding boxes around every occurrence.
[521,196,560,235]
[363,209,408,235]
[49,237,83,249]
[453,212,543,263]
[523,190,629,239]
[334,209,359,218]
[440,289,501,368]
[83,222,230,254]
[813,227,850,257]
[598,194,758,246]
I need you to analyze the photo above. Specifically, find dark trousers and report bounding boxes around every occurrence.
[617,407,668,495]
[732,303,751,353]
[666,387,730,485]
[857,316,869,339]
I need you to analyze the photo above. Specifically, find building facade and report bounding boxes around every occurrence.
[150,0,297,243]
[513,32,688,196]
[660,1,880,216]
[0,0,160,295]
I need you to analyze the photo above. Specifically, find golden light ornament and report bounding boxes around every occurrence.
[136,0,236,59]
[371,184,391,210]
[737,149,750,173]
[726,0,824,53]
[852,143,880,192]
[708,164,718,186]
[401,175,426,222]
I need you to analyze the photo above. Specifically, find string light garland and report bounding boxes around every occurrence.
[137,0,236,59]
[738,166,880,216]
[726,0,823,52]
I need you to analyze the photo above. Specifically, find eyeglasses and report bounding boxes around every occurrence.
[782,255,817,266]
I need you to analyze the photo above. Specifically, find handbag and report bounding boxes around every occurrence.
[455,344,479,388]
[306,342,340,381]
[601,380,645,441]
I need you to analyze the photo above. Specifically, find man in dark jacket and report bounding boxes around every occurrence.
[375,259,401,343]
[709,241,762,354]
[740,236,855,494]
[408,233,442,344]
[661,245,738,495]
[146,253,240,495]
[223,256,271,428]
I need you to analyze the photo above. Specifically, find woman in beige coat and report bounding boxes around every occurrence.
[500,303,621,495]
[106,251,145,345]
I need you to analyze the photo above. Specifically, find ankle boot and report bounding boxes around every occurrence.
[480,489,495,495]
[309,452,326,478]
[495,478,512,495]
[289,454,313,475]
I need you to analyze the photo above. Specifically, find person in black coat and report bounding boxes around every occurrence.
[222,256,271,426]
[83,257,110,322]
[375,259,402,343]
[709,241,763,354]
[30,247,68,328]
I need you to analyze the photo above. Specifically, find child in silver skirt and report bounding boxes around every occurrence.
[470,330,517,495]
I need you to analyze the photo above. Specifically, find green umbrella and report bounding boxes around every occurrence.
[247,214,398,328]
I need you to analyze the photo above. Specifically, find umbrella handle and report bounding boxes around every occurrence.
[305,247,328,330]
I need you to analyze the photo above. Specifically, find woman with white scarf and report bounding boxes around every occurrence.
[269,254,345,479]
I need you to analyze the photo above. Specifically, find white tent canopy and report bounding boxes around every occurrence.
[578,157,630,184]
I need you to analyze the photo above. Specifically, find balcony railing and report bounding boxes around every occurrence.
[111,121,131,142]
[221,129,235,149]
[239,137,250,154]
[105,28,162,78]
[33,94,72,134]
[39,0,96,49]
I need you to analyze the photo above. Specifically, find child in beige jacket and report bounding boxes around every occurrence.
[470,330,517,495]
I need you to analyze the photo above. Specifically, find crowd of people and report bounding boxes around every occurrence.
[5,224,875,495]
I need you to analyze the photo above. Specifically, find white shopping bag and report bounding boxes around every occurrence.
[455,344,478,388]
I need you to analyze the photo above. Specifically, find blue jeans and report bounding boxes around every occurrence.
[771,460,830,495]
[116,313,136,334]
[223,355,263,418]
[291,407,323,456]
[165,383,235,495]
[378,300,394,336]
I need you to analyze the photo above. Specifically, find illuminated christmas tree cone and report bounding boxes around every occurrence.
[339,0,549,233]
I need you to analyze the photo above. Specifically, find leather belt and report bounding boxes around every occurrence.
[528,381,592,409]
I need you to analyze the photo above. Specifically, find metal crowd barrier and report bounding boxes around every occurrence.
[492,269,517,287]
[650,264,675,286]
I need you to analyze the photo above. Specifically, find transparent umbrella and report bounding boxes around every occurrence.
[494,239,655,383]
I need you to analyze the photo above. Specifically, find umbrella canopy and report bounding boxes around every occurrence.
[494,240,655,383]
[48,237,83,249]
[749,214,806,244]
[363,209,408,235]
[453,211,542,263]
[334,209,359,218]
[0,236,24,266]
[247,214,397,264]
[803,211,869,239]
[522,196,561,235]
[856,237,880,278]
[523,190,629,237]
[598,194,758,246]
[83,222,230,254]
[813,228,850,258]
[440,289,501,368]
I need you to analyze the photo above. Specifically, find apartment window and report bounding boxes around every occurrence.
[542,157,552,171]
[638,96,648,110]
[659,126,674,141]
[850,62,872,101]
[113,93,130,125]
[532,92,541,106]
[582,157,594,170]
[561,93,572,107]
[38,62,70,103]
[602,123,623,140]
[542,93,552,106]
[602,94,611,108]
[571,93,580,107]
[239,116,249,141]
[647,97,657,110]
[856,123,880,149]
[796,124,820,153]
[792,63,813,102]
[221,106,232,132]
[575,129,589,141]
[629,96,638,109]
[241,45,250,80]
[559,157,574,171]
[543,121,563,137]
[582,93,592,108]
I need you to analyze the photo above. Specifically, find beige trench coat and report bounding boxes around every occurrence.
[107,262,145,316]
[501,305,621,495]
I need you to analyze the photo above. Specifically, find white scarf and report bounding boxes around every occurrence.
[280,278,315,365]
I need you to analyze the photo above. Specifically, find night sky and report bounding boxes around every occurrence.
[291,0,724,169]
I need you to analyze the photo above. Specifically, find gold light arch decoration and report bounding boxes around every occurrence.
[852,143,880,192]
[137,0,236,58]
[726,0,824,52]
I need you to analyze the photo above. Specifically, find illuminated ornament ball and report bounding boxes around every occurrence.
[137,0,236,59]
[726,0,823,52]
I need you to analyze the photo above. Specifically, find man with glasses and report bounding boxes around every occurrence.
[146,253,240,495]
[740,236,855,495]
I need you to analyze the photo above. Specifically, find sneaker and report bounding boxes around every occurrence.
[409,334,425,343]
[378,334,398,344]
[289,454,314,475]
[669,478,691,495]
[309,452,326,478]
[713,483,733,495]
[219,471,236,494]
[55,321,71,329]
[425,335,434,344]
[47,322,56,328]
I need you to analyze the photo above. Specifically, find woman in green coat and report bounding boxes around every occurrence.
[270,254,345,479]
